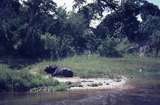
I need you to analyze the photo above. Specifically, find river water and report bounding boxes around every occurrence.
[0,71,160,105]
[0,81,160,105]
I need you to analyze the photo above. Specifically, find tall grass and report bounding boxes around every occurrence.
[0,54,160,91]
[28,54,160,78]
[0,69,60,92]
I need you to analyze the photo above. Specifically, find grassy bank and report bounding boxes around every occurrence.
[0,68,66,92]
[28,54,160,79]
[0,54,160,92]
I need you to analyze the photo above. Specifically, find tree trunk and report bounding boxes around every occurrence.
[155,48,159,57]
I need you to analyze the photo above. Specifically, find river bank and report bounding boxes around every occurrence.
[54,76,129,90]
[1,54,160,92]
[1,82,160,105]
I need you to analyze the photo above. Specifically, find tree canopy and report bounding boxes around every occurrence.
[0,0,160,58]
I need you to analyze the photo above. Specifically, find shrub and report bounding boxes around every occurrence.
[98,38,122,57]
[41,33,75,59]
[54,83,67,91]
[41,33,60,59]
[0,69,60,92]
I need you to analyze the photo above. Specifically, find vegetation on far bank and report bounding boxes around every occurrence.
[1,0,160,92]
[1,0,160,60]
[28,54,160,79]
[0,54,160,92]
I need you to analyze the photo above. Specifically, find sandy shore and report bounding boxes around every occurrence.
[54,76,128,90]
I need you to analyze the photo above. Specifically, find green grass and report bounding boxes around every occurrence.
[26,54,160,79]
[0,67,63,92]
[1,54,160,92]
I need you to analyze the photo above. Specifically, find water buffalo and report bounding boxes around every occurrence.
[44,65,73,77]
[44,65,58,74]
[53,68,73,77]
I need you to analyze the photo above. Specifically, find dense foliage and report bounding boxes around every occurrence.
[0,0,160,92]
[0,69,59,92]
[0,0,160,58]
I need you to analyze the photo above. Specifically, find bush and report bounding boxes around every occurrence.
[41,33,60,59]
[41,33,75,59]
[98,38,122,57]
[0,69,59,92]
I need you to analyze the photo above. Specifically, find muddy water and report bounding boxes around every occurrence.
[0,71,160,105]
[0,84,160,105]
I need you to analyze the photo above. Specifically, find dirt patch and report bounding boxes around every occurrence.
[54,76,128,90]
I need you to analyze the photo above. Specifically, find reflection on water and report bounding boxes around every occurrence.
[0,86,160,105]
[0,71,160,105]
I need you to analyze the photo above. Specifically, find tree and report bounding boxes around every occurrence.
[140,1,160,21]
[17,0,57,58]
[98,37,122,57]
[58,12,89,53]
[0,0,22,55]
[41,33,59,59]
[140,16,160,56]
[74,0,119,27]
[96,0,140,41]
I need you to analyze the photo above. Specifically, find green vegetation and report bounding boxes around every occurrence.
[0,54,160,92]
[98,38,122,57]
[1,0,160,59]
[0,0,160,92]
[0,68,62,92]
[29,55,160,79]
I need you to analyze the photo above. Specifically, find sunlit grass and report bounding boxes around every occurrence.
[0,54,160,91]
[27,54,160,78]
